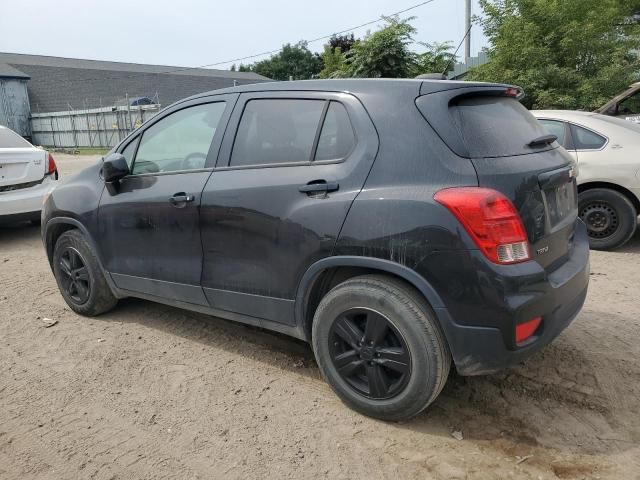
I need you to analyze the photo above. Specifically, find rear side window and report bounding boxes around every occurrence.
[231,99,325,167]
[0,127,31,148]
[570,124,606,150]
[449,96,552,158]
[315,102,355,161]
[538,119,567,147]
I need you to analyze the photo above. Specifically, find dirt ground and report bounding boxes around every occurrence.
[1,154,639,480]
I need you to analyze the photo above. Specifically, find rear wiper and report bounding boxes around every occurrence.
[527,134,557,148]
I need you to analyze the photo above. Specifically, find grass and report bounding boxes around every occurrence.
[46,147,110,156]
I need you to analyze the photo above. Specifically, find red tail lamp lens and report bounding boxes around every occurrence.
[46,152,57,175]
[434,187,531,264]
[515,317,542,343]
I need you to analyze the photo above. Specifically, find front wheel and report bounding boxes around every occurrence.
[312,275,450,421]
[579,188,637,250]
[52,230,118,316]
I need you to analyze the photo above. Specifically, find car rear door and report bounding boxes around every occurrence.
[199,91,378,325]
[0,127,46,189]
[417,88,578,270]
[96,94,237,305]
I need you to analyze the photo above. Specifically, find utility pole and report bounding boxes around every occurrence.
[464,0,472,62]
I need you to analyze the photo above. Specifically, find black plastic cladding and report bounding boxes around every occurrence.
[42,79,590,376]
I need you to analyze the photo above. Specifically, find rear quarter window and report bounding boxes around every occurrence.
[0,127,32,148]
[449,96,553,158]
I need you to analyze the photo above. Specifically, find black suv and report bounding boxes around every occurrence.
[42,79,590,420]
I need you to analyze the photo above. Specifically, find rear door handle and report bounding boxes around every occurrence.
[298,180,339,194]
[169,192,195,207]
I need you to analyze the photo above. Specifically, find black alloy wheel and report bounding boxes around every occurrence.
[329,308,411,400]
[57,247,91,305]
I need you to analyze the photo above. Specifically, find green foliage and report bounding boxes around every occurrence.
[340,17,418,78]
[239,42,323,80]
[329,34,357,53]
[467,0,640,109]
[319,45,347,78]
[413,41,457,76]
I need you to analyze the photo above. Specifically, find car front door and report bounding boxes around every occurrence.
[199,92,378,325]
[97,94,237,305]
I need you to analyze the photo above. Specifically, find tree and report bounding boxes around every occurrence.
[340,17,418,78]
[239,42,323,80]
[412,41,457,76]
[329,33,357,54]
[319,44,347,78]
[467,0,640,109]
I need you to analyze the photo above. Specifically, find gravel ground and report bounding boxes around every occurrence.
[1,154,639,480]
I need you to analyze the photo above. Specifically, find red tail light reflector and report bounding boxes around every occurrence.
[434,187,531,264]
[515,317,542,343]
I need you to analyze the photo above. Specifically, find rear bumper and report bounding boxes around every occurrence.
[437,219,590,375]
[0,176,57,220]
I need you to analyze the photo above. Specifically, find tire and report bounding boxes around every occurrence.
[52,229,118,316]
[311,275,451,421]
[579,188,637,250]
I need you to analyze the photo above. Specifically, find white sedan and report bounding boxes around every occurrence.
[0,125,58,224]
[532,110,640,250]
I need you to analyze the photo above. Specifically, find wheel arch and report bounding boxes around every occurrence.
[44,217,120,297]
[295,256,446,342]
[578,181,640,213]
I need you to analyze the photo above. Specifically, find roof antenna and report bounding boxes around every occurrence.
[441,23,472,78]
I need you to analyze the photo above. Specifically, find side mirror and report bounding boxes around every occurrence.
[102,153,130,183]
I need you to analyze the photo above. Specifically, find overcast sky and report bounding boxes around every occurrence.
[0,0,487,69]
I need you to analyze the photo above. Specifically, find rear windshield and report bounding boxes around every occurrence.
[450,96,553,158]
[0,127,32,148]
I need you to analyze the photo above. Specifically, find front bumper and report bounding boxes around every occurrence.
[0,176,57,220]
[436,220,590,376]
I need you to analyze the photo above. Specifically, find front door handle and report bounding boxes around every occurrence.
[298,180,339,194]
[169,192,195,207]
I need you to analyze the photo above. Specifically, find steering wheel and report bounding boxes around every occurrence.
[181,152,207,170]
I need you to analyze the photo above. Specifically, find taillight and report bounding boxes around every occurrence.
[434,187,531,264]
[45,152,57,176]
[515,317,542,343]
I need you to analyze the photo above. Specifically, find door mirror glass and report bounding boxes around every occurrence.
[102,153,130,182]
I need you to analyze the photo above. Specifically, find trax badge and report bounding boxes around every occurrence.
[537,246,550,255]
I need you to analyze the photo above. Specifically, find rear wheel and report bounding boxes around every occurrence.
[312,275,450,421]
[52,230,117,316]
[579,188,637,250]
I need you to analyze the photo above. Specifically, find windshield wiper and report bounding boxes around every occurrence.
[527,134,558,148]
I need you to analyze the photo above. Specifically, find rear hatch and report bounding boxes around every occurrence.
[0,127,47,190]
[417,86,578,269]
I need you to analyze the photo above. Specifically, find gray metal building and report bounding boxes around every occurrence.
[0,63,31,136]
[0,52,270,139]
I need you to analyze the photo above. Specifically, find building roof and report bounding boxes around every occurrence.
[0,52,270,112]
[0,52,267,80]
[0,63,30,79]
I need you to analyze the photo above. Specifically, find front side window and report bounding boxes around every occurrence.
[570,124,606,150]
[315,102,356,161]
[132,102,226,174]
[121,138,138,167]
[230,99,325,167]
[538,119,567,147]
[617,91,640,116]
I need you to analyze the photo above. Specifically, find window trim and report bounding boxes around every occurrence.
[217,92,359,171]
[115,93,238,178]
[536,117,609,152]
